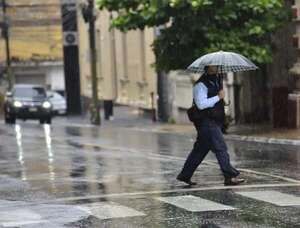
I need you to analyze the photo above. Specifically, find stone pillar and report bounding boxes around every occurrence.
[224,73,236,124]
[288,2,300,128]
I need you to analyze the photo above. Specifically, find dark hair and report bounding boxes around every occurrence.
[204,66,209,73]
[194,67,209,85]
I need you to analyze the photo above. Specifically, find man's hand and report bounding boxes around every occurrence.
[218,90,225,100]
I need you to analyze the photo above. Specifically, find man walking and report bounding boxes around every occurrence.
[177,65,245,186]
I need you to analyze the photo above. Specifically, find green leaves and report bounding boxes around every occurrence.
[97,0,288,71]
[188,0,213,9]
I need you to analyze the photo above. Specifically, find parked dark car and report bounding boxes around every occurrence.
[4,84,52,124]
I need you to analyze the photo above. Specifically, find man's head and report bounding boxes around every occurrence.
[206,65,218,75]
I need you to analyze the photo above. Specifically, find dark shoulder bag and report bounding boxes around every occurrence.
[187,101,204,123]
[187,76,207,123]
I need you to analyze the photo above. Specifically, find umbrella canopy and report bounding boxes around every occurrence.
[187,51,258,73]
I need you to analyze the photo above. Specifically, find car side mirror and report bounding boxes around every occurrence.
[6,91,12,97]
[48,94,54,98]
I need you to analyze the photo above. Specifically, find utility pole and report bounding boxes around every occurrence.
[1,0,12,89]
[81,0,101,125]
[60,0,82,115]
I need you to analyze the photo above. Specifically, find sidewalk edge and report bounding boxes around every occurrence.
[225,134,300,146]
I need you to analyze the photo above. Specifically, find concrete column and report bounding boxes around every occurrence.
[119,33,130,102]
[137,30,148,106]
[289,1,300,128]
[224,73,235,124]
[109,13,118,100]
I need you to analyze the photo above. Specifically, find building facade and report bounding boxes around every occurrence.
[78,9,157,111]
[0,0,64,92]
[11,61,65,92]
[77,1,297,125]
[77,5,239,123]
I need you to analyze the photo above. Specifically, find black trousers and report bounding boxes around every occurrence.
[179,119,240,180]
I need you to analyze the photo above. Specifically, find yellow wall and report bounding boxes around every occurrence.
[78,7,157,109]
[0,26,62,62]
[0,0,62,62]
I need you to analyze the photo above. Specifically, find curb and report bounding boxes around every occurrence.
[225,134,300,146]
[124,126,300,146]
[128,126,300,146]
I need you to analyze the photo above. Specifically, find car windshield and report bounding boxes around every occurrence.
[14,87,46,98]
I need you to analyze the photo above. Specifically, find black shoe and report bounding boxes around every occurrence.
[224,177,245,186]
[176,174,197,186]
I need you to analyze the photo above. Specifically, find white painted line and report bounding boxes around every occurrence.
[0,209,47,227]
[236,190,300,206]
[0,200,89,227]
[156,195,235,212]
[78,202,145,220]
[45,183,300,204]
[2,220,48,227]
[0,183,298,210]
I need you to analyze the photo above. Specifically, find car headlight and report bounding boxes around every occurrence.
[42,101,52,109]
[13,101,23,108]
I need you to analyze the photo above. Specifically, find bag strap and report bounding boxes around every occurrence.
[192,99,196,106]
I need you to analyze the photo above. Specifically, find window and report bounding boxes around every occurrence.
[14,87,46,98]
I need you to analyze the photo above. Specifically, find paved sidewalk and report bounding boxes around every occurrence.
[226,125,300,146]
[147,123,300,145]
[233,126,300,140]
[135,123,300,145]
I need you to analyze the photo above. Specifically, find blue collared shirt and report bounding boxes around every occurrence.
[193,82,220,110]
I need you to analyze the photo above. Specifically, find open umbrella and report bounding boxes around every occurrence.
[187,51,258,74]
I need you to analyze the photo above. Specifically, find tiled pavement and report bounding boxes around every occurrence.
[0,188,300,227]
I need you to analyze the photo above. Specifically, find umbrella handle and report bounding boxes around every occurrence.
[218,73,224,89]
[220,99,231,106]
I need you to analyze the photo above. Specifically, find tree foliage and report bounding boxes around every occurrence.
[97,0,288,72]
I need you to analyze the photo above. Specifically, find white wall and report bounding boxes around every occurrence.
[78,9,157,109]
[46,66,65,91]
[12,62,65,92]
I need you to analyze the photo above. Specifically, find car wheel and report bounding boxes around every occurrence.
[11,117,16,124]
[4,111,11,124]
[5,117,11,124]
[5,115,15,124]
[39,119,45,124]
[45,117,52,124]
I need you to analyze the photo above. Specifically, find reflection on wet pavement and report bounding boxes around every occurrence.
[0,122,299,227]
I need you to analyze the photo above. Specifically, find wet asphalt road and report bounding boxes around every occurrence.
[0,118,299,228]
